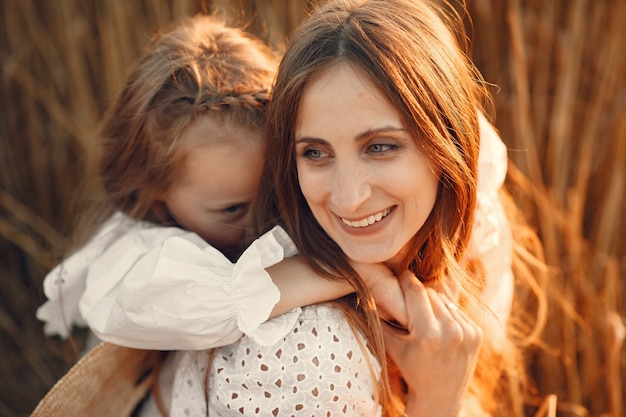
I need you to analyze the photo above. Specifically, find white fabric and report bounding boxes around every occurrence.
[37,212,133,338]
[476,113,508,198]
[138,304,381,417]
[37,215,300,349]
[468,113,514,344]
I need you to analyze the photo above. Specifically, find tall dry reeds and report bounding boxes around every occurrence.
[467,0,625,416]
[0,0,623,416]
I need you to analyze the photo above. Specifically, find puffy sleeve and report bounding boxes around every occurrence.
[202,305,380,416]
[82,225,302,350]
[38,211,301,350]
[468,113,514,345]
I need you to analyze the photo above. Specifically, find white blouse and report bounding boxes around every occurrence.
[37,113,512,352]
[37,218,301,349]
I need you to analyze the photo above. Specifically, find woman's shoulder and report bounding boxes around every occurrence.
[217,304,366,357]
[208,304,379,415]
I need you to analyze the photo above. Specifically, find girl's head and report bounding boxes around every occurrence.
[97,15,278,258]
[261,0,486,281]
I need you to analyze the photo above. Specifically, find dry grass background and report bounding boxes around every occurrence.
[0,0,623,416]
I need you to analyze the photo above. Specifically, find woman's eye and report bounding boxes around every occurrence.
[223,204,246,215]
[302,148,326,159]
[368,143,396,153]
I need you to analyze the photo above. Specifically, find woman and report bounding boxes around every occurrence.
[246,0,544,415]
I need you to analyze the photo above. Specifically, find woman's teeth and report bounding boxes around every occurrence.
[341,208,391,228]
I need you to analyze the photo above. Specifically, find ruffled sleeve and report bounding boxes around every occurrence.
[38,211,300,350]
[477,112,508,195]
[231,226,301,346]
[472,112,508,258]
[80,224,300,350]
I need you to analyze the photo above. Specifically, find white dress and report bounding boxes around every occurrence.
[37,113,512,352]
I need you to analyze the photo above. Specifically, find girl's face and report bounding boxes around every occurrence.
[161,116,264,261]
[295,63,439,269]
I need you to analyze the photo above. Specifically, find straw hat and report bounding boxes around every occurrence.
[31,342,164,417]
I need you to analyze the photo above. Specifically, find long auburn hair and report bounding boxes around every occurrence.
[70,14,278,251]
[255,0,533,415]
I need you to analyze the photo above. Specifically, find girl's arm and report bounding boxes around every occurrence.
[84,225,352,350]
[266,256,351,317]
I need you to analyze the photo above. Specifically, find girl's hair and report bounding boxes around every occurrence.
[70,14,278,249]
[255,0,545,415]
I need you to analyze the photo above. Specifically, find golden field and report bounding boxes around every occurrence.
[0,1,623,416]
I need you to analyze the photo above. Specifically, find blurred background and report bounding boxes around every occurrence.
[0,0,624,416]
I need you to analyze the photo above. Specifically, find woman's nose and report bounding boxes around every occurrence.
[329,161,372,212]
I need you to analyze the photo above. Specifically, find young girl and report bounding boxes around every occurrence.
[36,14,352,352]
[37,11,514,356]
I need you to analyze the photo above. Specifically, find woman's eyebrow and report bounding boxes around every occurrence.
[295,136,326,144]
[354,126,407,142]
[295,126,407,144]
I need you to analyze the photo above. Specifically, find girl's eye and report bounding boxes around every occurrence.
[368,143,396,153]
[223,204,247,215]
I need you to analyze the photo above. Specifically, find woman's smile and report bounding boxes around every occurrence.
[339,207,393,228]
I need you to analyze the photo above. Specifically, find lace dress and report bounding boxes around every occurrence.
[139,304,381,417]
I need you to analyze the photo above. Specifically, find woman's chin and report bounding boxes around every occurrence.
[342,248,394,266]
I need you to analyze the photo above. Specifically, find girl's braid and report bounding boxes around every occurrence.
[200,90,269,110]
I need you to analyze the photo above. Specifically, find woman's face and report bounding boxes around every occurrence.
[161,115,264,261]
[295,62,439,269]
